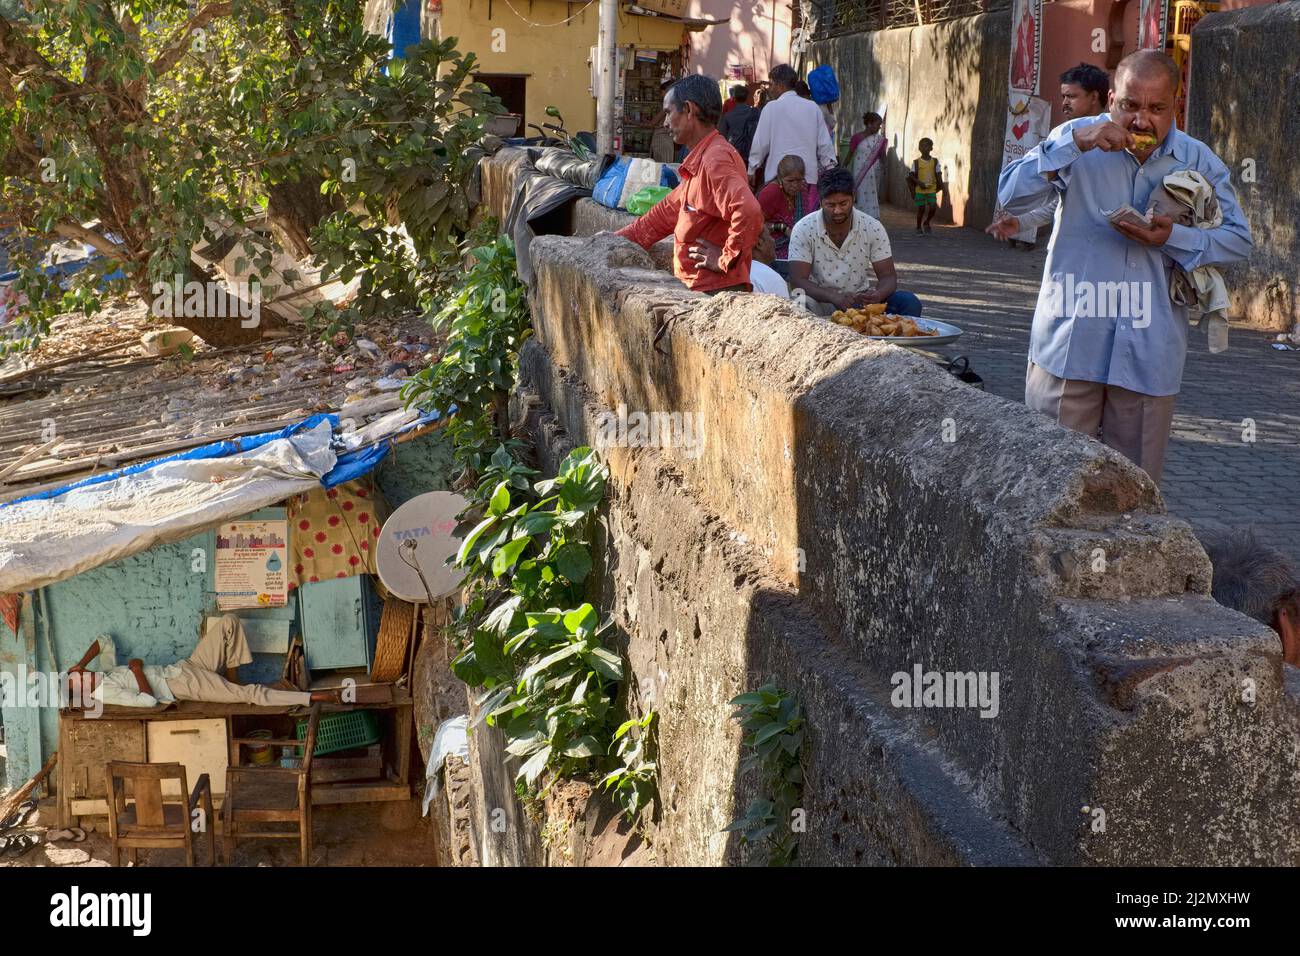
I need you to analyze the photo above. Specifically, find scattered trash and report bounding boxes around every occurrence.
[0,798,36,833]
[344,376,372,391]
[0,833,40,857]
[373,377,406,391]
[1271,343,1298,351]
[355,338,382,360]
[45,826,86,843]
[139,326,195,357]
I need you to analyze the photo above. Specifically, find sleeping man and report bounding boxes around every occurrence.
[65,614,332,709]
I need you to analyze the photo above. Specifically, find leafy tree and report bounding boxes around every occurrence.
[0,0,500,349]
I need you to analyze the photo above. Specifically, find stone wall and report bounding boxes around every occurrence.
[807,14,1010,229]
[1188,4,1300,333]
[464,151,1300,866]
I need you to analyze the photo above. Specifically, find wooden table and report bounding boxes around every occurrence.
[57,690,414,827]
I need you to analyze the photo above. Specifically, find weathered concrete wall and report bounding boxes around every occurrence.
[467,152,1300,866]
[808,13,1010,229]
[1188,4,1300,333]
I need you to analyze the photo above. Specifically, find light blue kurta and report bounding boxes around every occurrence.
[998,114,1252,396]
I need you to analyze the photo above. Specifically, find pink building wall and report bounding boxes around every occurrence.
[1038,0,1281,128]
[685,0,794,81]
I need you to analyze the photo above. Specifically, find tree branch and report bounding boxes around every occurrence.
[0,16,77,95]
[53,221,125,261]
[149,2,233,77]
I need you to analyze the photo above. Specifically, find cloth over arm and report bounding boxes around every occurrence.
[1160,154,1253,272]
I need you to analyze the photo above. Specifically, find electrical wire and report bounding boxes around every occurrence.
[500,0,597,28]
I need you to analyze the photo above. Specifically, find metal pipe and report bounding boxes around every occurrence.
[596,0,619,156]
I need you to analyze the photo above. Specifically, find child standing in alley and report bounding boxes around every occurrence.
[907,138,945,235]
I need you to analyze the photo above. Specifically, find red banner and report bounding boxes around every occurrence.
[1009,0,1043,96]
[1139,0,1169,49]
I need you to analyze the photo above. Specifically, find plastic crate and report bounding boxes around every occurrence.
[296,709,382,757]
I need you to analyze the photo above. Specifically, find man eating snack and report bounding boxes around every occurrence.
[996,50,1252,483]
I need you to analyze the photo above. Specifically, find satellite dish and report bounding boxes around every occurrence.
[375,491,469,603]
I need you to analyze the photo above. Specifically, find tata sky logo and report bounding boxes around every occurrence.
[391,519,456,542]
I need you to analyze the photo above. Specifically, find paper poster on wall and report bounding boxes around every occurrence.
[215,520,289,609]
[1002,93,1051,167]
[1009,0,1043,95]
[1001,93,1052,242]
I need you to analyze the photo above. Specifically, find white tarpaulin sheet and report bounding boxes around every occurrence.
[0,421,336,594]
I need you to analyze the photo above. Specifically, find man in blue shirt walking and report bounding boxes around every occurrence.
[998,51,1252,482]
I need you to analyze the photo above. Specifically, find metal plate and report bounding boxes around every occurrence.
[866,317,963,348]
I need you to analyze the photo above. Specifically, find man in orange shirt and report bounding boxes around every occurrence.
[616,75,764,293]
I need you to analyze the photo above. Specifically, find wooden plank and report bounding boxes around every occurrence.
[0,437,62,483]
[65,717,145,800]
[132,778,166,827]
[0,341,134,386]
[311,781,410,805]
[73,794,226,817]
[146,718,229,796]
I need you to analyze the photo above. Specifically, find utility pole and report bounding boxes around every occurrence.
[596,0,618,157]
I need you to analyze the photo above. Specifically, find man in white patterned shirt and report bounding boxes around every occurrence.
[787,167,924,318]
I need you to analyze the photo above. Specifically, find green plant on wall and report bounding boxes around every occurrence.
[602,710,658,825]
[404,229,531,484]
[407,237,656,825]
[450,446,618,785]
[725,684,805,866]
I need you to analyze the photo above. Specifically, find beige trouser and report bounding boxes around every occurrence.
[1025,361,1177,483]
[166,615,311,707]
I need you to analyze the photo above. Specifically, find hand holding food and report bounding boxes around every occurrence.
[1072,120,1135,153]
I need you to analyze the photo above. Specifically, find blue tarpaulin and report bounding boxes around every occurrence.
[2,408,445,508]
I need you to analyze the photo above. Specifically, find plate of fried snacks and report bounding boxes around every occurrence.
[829,303,963,347]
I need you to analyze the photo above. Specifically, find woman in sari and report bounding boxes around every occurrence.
[756,154,820,259]
[848,112,885,220]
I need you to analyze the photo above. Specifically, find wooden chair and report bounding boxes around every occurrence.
[104,761,215,867]
[223,703,320,866]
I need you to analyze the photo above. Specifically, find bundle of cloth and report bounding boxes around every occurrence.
[1148,169,1233,352]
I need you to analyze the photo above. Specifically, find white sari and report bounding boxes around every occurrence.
[851,132,885,220]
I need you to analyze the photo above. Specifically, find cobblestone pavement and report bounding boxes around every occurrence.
[875,205,1300,568]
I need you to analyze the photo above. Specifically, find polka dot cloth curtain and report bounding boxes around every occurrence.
[286,478,389,590]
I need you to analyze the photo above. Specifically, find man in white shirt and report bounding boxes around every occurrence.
[747,64,836,188]
[787,166,924,318]
[749,224,790,298]
[66,615,324,709]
